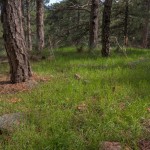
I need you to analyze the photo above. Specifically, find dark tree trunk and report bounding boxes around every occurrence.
[142,0,150,48]
[124,0,129,46]
[76,5,80,46]
[142,20,149,48]
[101,0,113,57]
[2,0,32,83]
[89,0,99,51]
[26,0,32,51]
[36,0,45,51]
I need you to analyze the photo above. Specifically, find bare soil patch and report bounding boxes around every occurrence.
[138,140,150,150]
[0,73,51,94]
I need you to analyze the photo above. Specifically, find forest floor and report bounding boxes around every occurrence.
[0,47,150,150]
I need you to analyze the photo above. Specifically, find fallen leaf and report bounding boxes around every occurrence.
[8,98,22,103]
[119,102,126,110]
[77,103,87,111]
[147,108,150,112]
[74,74,82,80]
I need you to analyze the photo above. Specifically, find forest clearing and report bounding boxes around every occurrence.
[0,0,150,149]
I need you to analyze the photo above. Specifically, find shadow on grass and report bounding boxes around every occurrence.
[55,48,150,61]
[55,51,101,60]
[126,48,150,56]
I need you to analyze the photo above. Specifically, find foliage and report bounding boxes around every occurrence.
[0,0,149,50]
[45,0,90,48]
[43,0,150,48]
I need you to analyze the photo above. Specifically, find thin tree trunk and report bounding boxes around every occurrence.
[142,20,149,48]
[89,0,99,51]
[124,0,129,46]
[101,0,113,57]
[76,5,80,46]
[26,0,32,51]
[2,0,32,83]
[36,0,45,51]
[142,0,150,48]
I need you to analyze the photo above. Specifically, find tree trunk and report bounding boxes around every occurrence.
[36,0,45,51]
[124,0,129,46]
[142,20,149,48]
[101,0,113,57]
[26,0,32,51]
[89,0,99,51]
[142,0,150,48]
[76,5,80,46]
[2,0,32,83]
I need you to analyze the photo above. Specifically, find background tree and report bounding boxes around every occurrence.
[45,0,90,48]
[142,0,150,48]
[36,0,45,51]
[124,0,129,46]
[89,0,99,51]
[101,0,113,57]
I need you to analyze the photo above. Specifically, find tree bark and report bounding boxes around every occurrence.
[36,0,45,51]
[26,0,32,51]
[124,0,129,46]
[2,0,32,83]
[89,0,99,51]
[21,0,26,35]
[101,0,113,57]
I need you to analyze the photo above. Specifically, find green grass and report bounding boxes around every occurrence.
[0,47,150,150]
